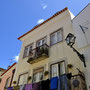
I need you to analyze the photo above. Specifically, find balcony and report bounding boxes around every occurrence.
[27,44,49,64]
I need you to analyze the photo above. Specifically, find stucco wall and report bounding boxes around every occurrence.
[14,9,84,85]
[0,65,16,90]
[72,4,90,90]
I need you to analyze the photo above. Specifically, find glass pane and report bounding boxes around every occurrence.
[33,73,38,83]
[37,41,41,47]
[51,64,58,77]
[57,30,62,42]
[24,47,28,57]
[59,62,65,75]
[39,72,43,81]
[42,38,46,45]
[51,33,57,45]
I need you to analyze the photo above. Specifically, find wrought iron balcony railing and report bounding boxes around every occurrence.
[27,44,49,64]
[70,74,87,90]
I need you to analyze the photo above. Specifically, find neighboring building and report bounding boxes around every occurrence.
[72,3,90,90]
[0,68,6,76]
[0,63,16,90]
[13,7,87,89]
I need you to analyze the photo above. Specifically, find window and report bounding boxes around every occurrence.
[18,73,28,85]
[33,68,44,83]
[36,37,46,47]
[50,29,63,45]
[23,44,33,57]
[5,77,10,88]
[51,61,65,78]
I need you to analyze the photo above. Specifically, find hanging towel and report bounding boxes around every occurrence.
[32,82,40,90]
[7,87,13,90]
[25,84,32,90]
[40,79,50,90]
[20,85,26,90]
[50,77,58,90]
[13,86,20,90]
[58,74,69,90]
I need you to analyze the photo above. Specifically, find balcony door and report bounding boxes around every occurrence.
[51,61,65,78]
[36,37,46,47]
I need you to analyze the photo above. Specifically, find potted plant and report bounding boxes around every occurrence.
[13,81,17,86]
[67,64,73,69]
[27,76,32,81]
[44,71,49,76]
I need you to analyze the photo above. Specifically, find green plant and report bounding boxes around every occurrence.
[27,76,32,81]
[67,64,73,68]
[44,71,49,76]
[13,81,16,84]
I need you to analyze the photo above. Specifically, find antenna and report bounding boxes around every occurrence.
[8,58,15,66]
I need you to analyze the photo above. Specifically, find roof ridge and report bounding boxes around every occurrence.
[1,63,16,76]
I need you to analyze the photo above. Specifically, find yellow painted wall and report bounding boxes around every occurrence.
[14,9,84,84]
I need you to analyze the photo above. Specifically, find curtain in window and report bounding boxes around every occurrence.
[51,64,58,77]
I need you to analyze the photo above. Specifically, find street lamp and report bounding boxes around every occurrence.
[65,33,86,67]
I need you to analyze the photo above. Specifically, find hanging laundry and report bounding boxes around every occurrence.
[50,77,58,90]
[40,79,50,90]
[58,74,69,90]
[7,87,13,90]
[25,84,32,90]
[20,85,26,90]
[32,82,40,90]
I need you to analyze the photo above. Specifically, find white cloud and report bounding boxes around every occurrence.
[37,19,44,24]
[13,54,19,62]
[42,5,47,9]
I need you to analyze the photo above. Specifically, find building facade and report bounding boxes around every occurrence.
[0,63,16,90]
[72,3,90,90]
[0,68,6,76]
[13,7,87,90]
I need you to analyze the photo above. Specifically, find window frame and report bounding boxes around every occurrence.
[33,67,44,83]
[23,43,33,58]
[18,72,28,85]
[5,77,10,89]
[36,36,47,47]
[50,28,63,46]
[50,60,66,78]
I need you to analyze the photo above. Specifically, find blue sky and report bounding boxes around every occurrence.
[0,0,89,69]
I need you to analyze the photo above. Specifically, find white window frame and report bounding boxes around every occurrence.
[51,61,65,78]
[36,37,46,47]
[23,44,33,58]
[50,29,63,46]
[33,67,44,83]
